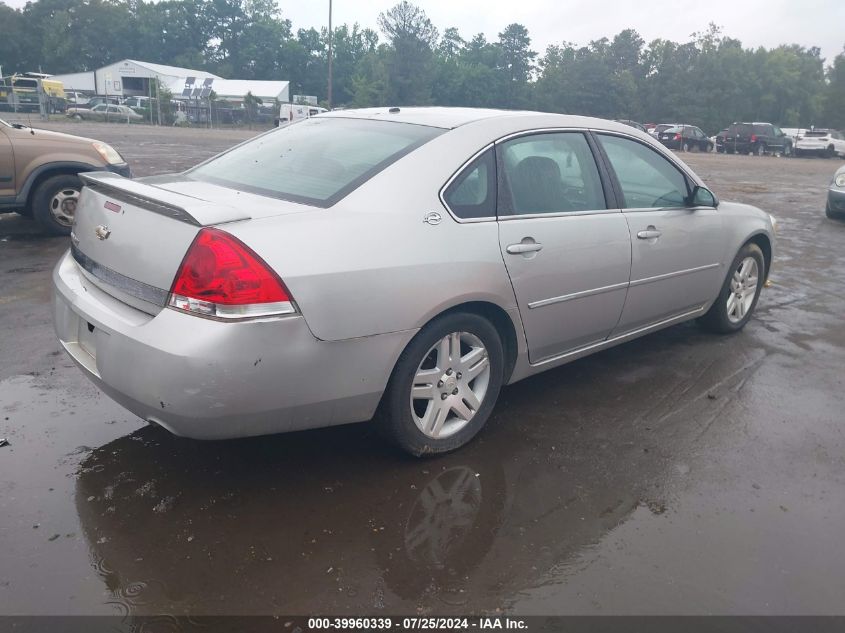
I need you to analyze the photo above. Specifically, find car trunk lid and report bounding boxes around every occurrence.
[71,172,309,316]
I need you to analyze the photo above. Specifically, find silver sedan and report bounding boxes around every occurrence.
[53,108,776,455]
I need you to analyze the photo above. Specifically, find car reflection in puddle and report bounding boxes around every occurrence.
[73,389,662,616]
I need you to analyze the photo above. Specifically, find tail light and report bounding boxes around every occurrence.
[168,228,296,320]
[750,134,757,142]
[674,133,682,141]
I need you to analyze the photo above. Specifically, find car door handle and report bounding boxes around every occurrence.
[506,242,543,254]
[637,228,662,240]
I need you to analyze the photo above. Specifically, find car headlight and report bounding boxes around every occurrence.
[769,214,779,234]
[835,173,845,188]
[92,141,125,165]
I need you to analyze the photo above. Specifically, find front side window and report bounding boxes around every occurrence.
[597,134,690,209]
[189,117,443,207]
[499,132,606,215]
[442,148,496,219]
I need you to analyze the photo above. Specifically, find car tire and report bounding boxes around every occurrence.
[72,114,82,120]
[783,143,792,157]
[378,312,504,456]
[756,143,767,156]
[826,145,836,159]
[31,173,82,236]
[699,243,765,334]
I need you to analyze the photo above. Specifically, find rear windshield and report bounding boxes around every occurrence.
[188,117,444,207]
[806,130,831,137]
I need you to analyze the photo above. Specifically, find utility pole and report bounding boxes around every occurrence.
[327,0,333,110]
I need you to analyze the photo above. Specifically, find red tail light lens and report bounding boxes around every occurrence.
[674,133,682,141]
[750,134,757,142]
[168,228,295,319]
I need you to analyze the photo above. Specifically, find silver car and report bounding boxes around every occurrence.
[67,104,143,123]
[53,108,776,455]
[828,165,845,219]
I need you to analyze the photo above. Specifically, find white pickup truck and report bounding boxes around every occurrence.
[274,103,328,127]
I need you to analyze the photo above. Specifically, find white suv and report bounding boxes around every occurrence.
[795,129,845,158]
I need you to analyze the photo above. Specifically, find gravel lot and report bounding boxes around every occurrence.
[1,119,844,617]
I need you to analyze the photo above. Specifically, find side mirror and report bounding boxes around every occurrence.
[689,185,718,208]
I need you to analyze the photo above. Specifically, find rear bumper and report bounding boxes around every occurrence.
[796,142,832,155]
[52,250,415,439]
[717,141,751,153]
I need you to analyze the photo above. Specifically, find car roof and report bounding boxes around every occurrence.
[318,107,644,134]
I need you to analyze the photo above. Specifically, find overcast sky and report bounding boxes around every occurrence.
[4,0,844,63]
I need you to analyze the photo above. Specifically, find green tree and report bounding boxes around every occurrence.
[496,23,535,108]
[377,1,438,105]
[823,47,845,128]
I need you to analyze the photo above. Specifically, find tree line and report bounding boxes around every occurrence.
[1,0,843,132]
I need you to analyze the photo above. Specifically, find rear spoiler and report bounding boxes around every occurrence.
[79,171,251,226]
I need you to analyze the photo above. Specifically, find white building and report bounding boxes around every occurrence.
[51,60,289,104]
[52,60,221,97]
[167,77,290,103]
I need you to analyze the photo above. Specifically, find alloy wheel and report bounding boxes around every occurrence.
[727,257,759,323]
[410,331,491,439]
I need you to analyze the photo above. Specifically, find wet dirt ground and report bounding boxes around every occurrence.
[1,121,844,617]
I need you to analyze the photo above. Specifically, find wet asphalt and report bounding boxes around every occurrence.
[1,121,844,617]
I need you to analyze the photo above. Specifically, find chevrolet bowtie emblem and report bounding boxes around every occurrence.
[94,225,111,241]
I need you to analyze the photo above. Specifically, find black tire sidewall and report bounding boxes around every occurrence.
[380,312,504,456]
[701,243,765,333]
[32,174,81,236]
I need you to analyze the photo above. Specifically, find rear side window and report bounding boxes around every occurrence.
[499,132,607,215]
[188,118,444,207]
[597,134,690,208]
[443,148,496,219]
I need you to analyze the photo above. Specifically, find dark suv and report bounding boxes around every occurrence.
[716,122,793,156]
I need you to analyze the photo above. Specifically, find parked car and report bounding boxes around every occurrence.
[616,119,646,132]
[650,123,678,138]
[827,165,845,219]
[65,91,90,106]
[780,127,805,146]
[84,96,123,109]
[53,108,775,456]
[657,125,714,152]
[716,122,793,156]
[0,117,130,234]
[66,104,143,122]
[122,96,154,111]
[274,103,328,127]
[795,128,845,158]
